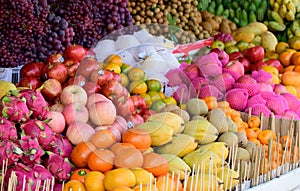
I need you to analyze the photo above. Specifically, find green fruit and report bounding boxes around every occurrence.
[225,45,239,54]
[150,100,167,112]
[235,40,249,51]
[210,39,225,50]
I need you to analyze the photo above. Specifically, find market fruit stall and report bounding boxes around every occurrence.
[1,0,300,191]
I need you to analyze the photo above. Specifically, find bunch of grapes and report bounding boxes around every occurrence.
[0,0,74,67]
[49,0,133,48]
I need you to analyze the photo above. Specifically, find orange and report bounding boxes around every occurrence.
[87,149,115,172]
[84,171,105,191]
[257,129,276,145]
[251,127,262,135]
[284,65,296,72]
[247,116,261,129]
[114,147,144,168]
[140,93,153,108]
[291,52,300,65]
[281,70,300,86]
[104,54,123,66]
[129,81,148,94]
[132,185,159,191]
[89,129,116,149]
[131,167,155,185]
[64,179,86,191]
[121,63,133,74]
[147,90,161,102]
[280,135,291,148]
[203,96,218,110]
[103,167,136,190]
[122,128,152,152]
[159,92,166,99]
[248,138,261,146]
[237,127,247,135]
[146,79,162,92]
[128,68,146,81]
[156,173,184,191]
[245,128,258,139]
[104,63,121,74]
[142,152,168,177]
[109,142,135,154]
[112,186,134,191]
[70,169,91,183]
[71,141,96,168]
[275,41,290,54]
[293,65,300,73]
[279,51,294,67]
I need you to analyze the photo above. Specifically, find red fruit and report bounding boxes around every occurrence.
[20,62,44,78]
[245,46,264,63]
[19,76,42,89]
[41,62,68,84]
[64,44,86,62]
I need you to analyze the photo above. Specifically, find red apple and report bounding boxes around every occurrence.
[41,79,62,101]
[76,57,99,78]
[41,62,68,84]
[88,100,117,126]
[64,60,80,77]
[112,72,122,83]
[112,115,129,135]
[130,95,147,115]
[100,80,125,100]
[62,102,89,125]
[64,44,86,62]
[50,103,64,112]
[183,64,200,80]
[250,60,266,71]
[90,69,114,86]
[245,46,264,63]
[264,59,284,74]
[142,109,157,121]
[46,53,64,64]
[224,60,245,77]
[113,95,135,117]
[125,114,144,127]
[20,62,44,78]
[83,81,101,96]
[239,57,251,74]
[66,121,95,145]
[60,84,88,106]
[44,111,66,133]
[19,76,41,89]
[86,93,111,108]
[67,75,87,87]
[236,75,257,84]
[229,51,243,61]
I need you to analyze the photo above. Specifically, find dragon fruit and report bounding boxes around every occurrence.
[0,116,18,141]
[19,134,45,165]
[50,134,73,159]
[32,164,53,181]
[43,151,72,182]
[0,94,31,123]
[4,163,36,191]
[0,140,23,167]
[20,119,57,150]
[18,89,49,119]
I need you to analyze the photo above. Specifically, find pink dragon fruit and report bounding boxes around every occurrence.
[19,134,45,165]
[43,151,72,182]
[0,116,18,141]
[0,140,23,167]
[50,134,73,159]
[4,163,35,191]
[18,89,49,119]
[32,164,53,181]
[0,95,31,123]
[20,119,57,150]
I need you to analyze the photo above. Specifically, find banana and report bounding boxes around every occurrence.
[183,119,219,144]
[287,1,297,14]
[160,153,191,180]
[270,0,275,7]
[268,21,287,31]
[295,28,300,37]
[135,121,174,146]
[196,142,229,160]
[216,167,239,191]
[216,4,224,15]
[286,9,296,20]
[290,19,300,33]
[276,0,282,5]
[183,149,223,172]
[146,112,185,134]
[154,133,198,157]
[249,11,257,23]
[273,2,280,12]
[279,5,288,18]
[271,10,284,24]
[186,174,224,191]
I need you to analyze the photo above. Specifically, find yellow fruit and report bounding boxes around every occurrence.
[119,73,129,87]
[129,81,148,94]
[132,185,159,191]
[285,85,297,96]
[103,168,136,191]
[84,171,105,191]
[0,81,16,99]
[104,63,121,74]
[128,68,146,81]
[131,168,155,185]
[261,65,279,76]
[271,74,280,84]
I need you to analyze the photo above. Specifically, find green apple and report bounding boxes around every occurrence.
[235,40,249,51]
[150,100,167,112]
[225,45,239,54]
[210,40,225,50]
